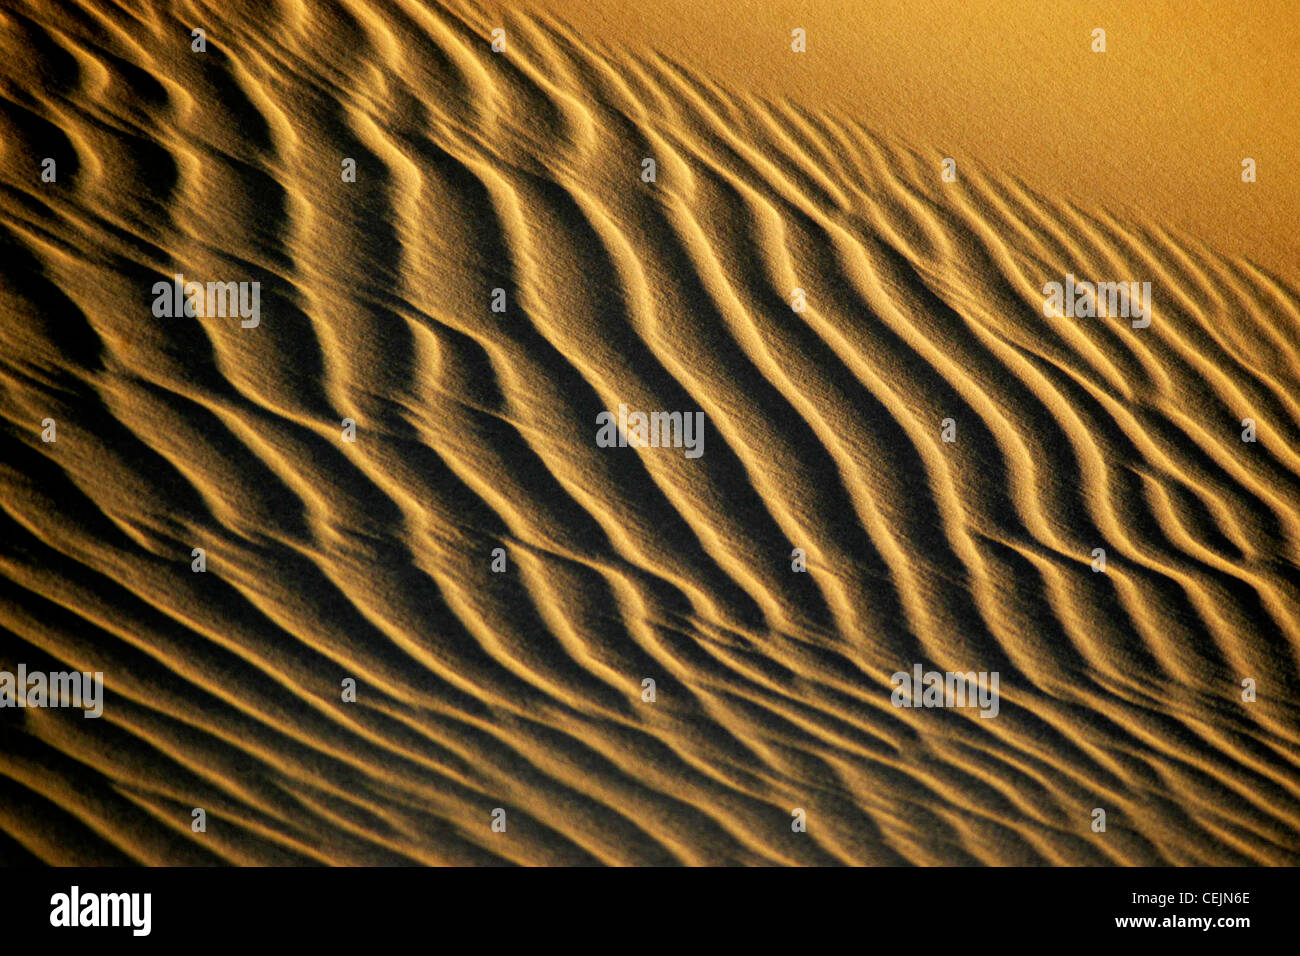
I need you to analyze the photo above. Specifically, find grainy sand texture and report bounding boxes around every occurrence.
[1,0,1298,865]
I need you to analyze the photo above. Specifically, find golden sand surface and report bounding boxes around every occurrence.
[486,0,1299,271]
[0,0,1297,864]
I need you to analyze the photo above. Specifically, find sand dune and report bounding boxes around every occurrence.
[1,0,1298,865]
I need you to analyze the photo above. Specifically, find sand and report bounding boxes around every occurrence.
[0,0,1297,865]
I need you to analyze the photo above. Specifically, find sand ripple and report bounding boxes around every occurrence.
[1,0,1298,864]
